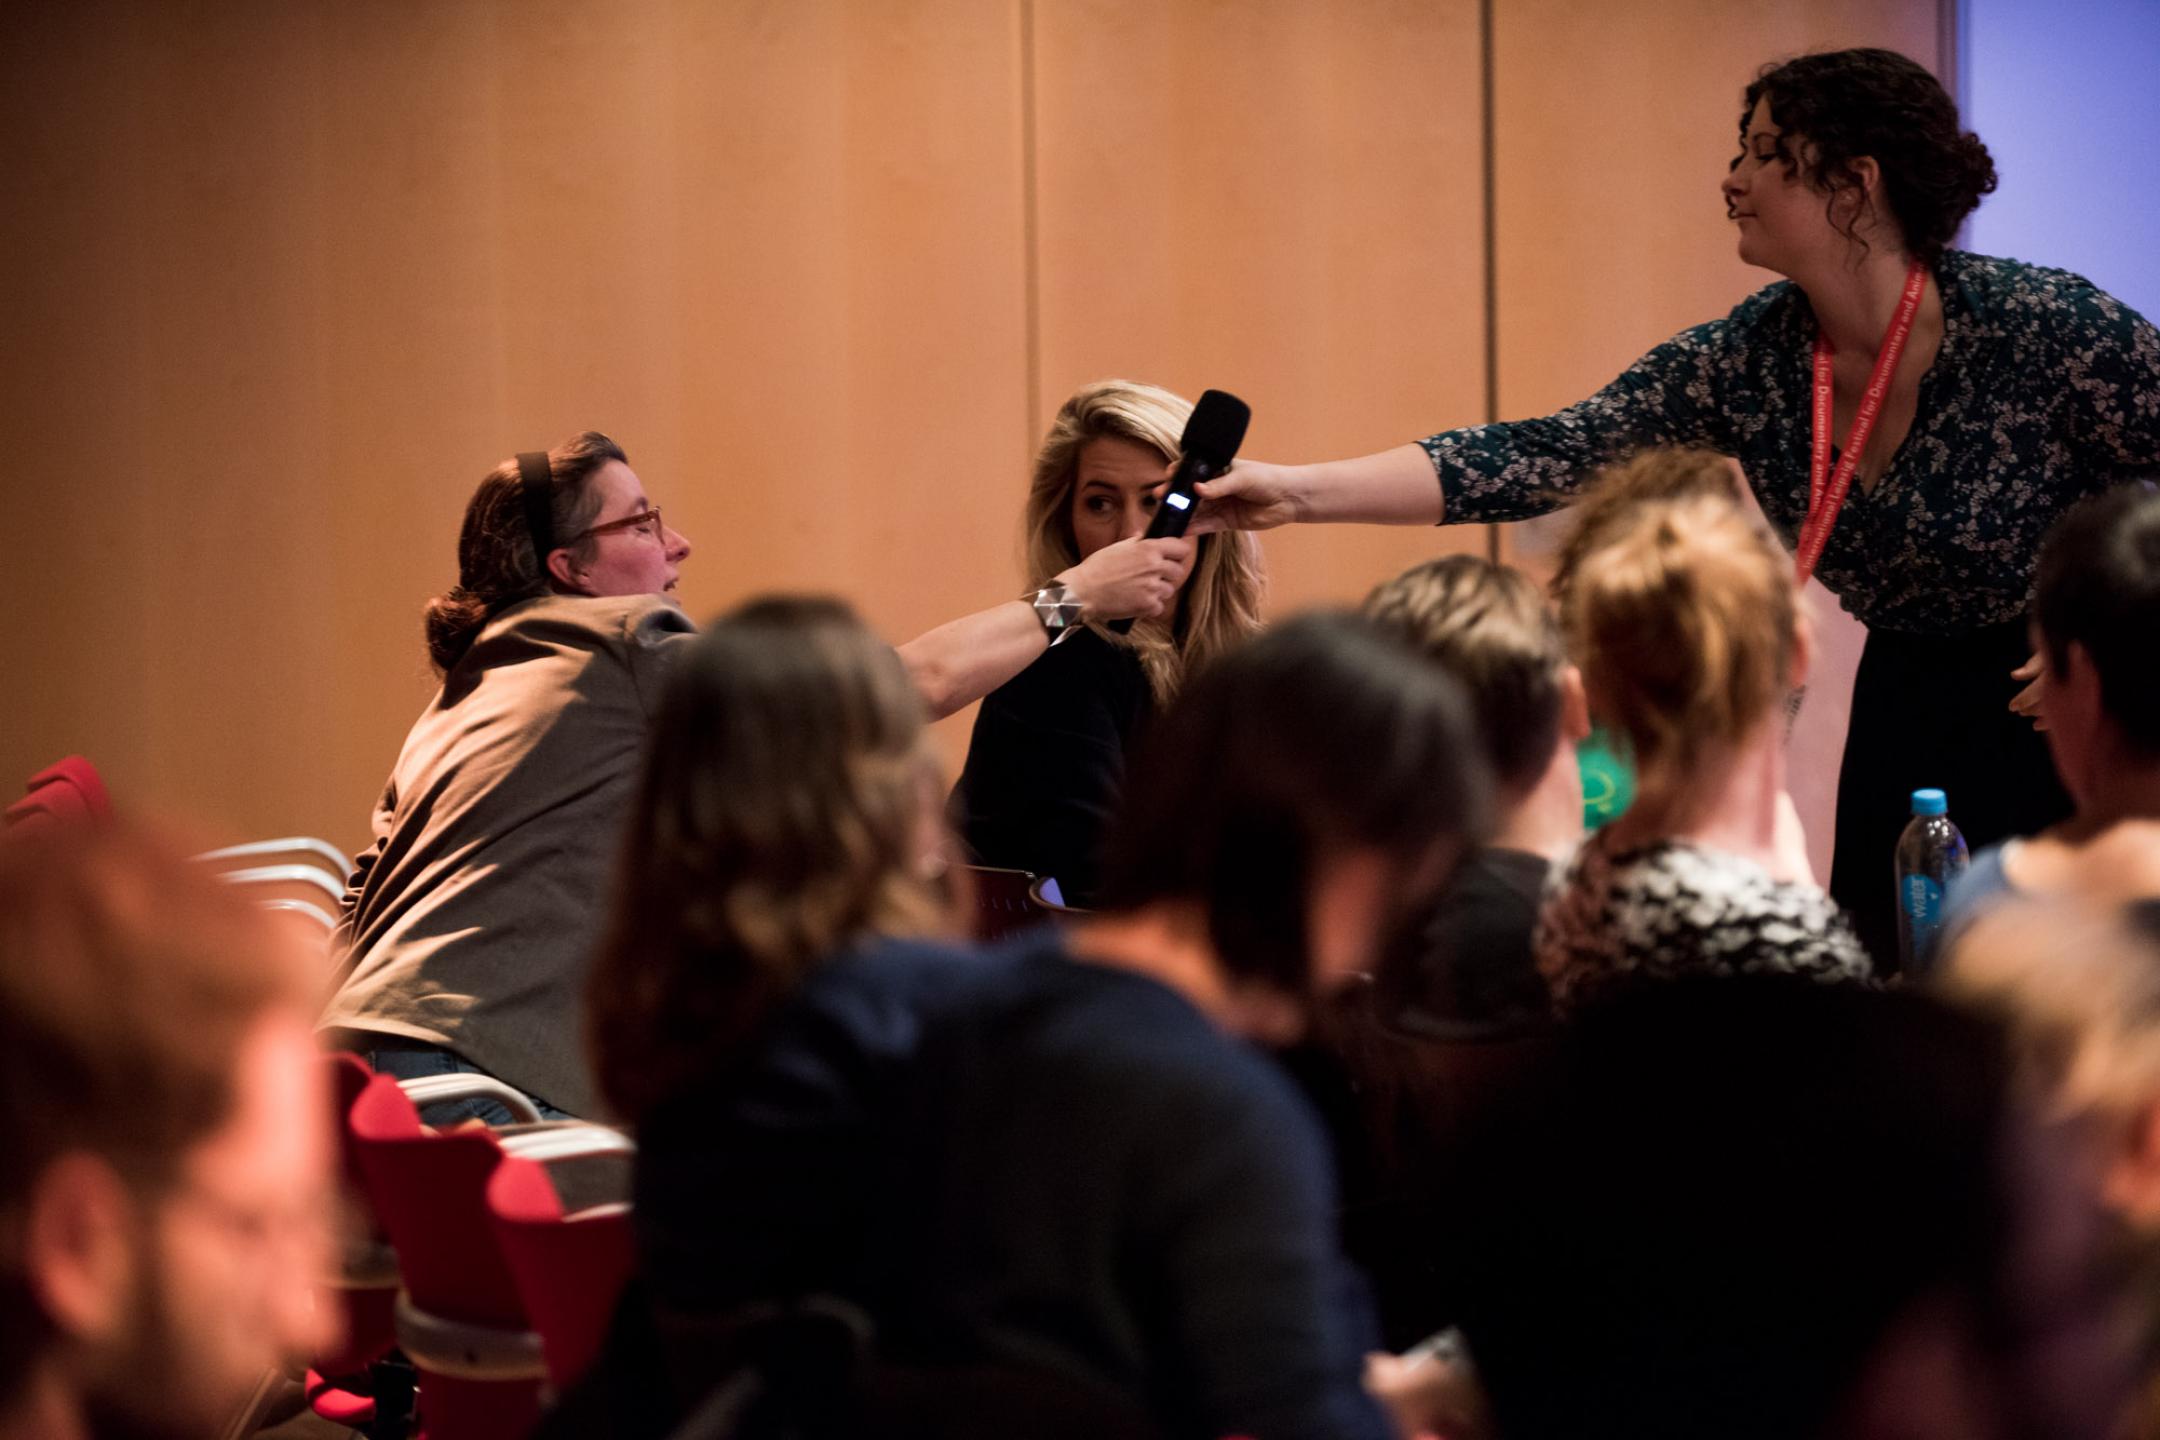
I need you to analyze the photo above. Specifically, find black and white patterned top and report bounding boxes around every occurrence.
[1534,830,1875,1014]
[1421,252,2160,635]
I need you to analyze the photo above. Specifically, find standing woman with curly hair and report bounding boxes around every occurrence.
[945,378,1265,904]
[1196,48,2160,969]
[321,432,695,1122]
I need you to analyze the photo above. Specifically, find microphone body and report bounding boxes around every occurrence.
[1107,389,1250,635]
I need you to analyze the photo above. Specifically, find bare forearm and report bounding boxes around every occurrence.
[898,602,1045,722]
[1199,444,1445,532]
[1298,443,1447,525]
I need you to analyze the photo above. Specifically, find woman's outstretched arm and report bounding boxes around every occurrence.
[899,535,1193,721]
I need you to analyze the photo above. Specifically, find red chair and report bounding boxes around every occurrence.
[348,1073,629,1440]
[486,1156,635,1394]
[4,755,112,829]
[307,1053,410,1432]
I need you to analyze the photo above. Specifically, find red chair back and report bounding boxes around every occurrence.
[347,1073,542,1440]
[4,756,112,829]
[319,1053,399,1379]
[349,1075,529,1328]
[487,1156,635,1392]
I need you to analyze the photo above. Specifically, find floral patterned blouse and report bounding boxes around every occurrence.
[1421,252,2160,634]
[1534,830,1875,1015]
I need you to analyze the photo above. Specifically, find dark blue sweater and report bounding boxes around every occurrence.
[631,931,1389,1440]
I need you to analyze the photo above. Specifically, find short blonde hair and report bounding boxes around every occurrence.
[1024,379,1264,701]
[1364,555,1566,792]
[1556,449,1793,797]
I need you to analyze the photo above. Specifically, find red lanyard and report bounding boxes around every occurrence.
[1793,259,1930,585]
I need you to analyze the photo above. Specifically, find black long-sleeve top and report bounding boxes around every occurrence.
[628,933,1390,1440]
[949,626,1153,906]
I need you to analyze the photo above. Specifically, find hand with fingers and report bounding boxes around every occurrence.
[1058,535,1195,623]
[1190,458,1308,534]
[2009,650,2048,732]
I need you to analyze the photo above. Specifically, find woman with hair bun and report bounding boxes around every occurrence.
[1197,47,2160,969]
[1535,451,1872,1012]
[321,431,695,1122]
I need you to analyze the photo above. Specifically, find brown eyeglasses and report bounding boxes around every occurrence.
[568,507,665,545]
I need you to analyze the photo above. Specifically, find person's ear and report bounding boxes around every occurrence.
[1558,664,1593,744]
[23,1153,138,1344]
[1838,155,1886,233]
[2104,1099,2160,1225]
[546,546,588,595]
[1847,155,1881,199]
[2059,641,2111,740]
[2062,641,2102,703]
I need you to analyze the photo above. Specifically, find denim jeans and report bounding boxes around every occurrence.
[361,1040,572,1127]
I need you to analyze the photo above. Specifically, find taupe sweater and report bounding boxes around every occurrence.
[321,593,695,1117]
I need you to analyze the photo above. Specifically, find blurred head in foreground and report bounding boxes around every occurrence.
[1454,977,2136,1440]
[590,596,952,1125]
[1095,611,1492,1041]
[0,825,332,1440]
[1947,897,2160,1228]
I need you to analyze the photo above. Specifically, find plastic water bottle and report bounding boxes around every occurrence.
[1894,788,1969,976]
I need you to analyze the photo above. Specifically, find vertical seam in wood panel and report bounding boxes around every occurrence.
[1480,0,1499,564]
[1019,0,1041,445]
[1940,0,1968,251]
[1939,0,1962,109]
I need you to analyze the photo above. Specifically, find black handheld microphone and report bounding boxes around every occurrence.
[1108,388,1251,635]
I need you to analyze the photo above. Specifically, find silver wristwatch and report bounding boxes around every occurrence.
[1028,582,1085,646]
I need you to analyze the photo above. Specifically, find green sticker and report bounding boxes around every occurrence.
[1578,724,1636,829]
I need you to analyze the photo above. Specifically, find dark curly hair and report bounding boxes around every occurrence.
[1742,48,1997,264]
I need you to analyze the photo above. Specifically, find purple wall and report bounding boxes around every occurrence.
[1961,0,2160,320]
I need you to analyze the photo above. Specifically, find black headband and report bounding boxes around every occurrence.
[515,451,556,570]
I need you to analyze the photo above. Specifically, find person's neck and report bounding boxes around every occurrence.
[1794,240,1931,359]
[2055,758,2160,840]
[1604,720,1800,880]
[1490,742,1586,863]
[0,1370,88,1440]
[1067,903,1302,1045]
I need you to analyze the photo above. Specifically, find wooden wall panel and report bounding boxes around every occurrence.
[2,0,1951,858]
[1031,0,1488,618]
[0,0,1031,845]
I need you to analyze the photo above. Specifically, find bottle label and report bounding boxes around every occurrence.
[1902,873,1945,947]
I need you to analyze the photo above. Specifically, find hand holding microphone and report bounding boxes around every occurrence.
[1109,388,1251,634]
[1057,535,1194,626]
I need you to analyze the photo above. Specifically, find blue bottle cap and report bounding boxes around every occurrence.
[1911,787,1947,816]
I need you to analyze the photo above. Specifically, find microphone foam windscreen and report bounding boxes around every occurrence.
[1180,389,1251,468]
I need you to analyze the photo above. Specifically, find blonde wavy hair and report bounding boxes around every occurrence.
[1556,449,1795,803]
[1024,379,1265,701]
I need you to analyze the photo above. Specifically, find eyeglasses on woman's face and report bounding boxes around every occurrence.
[571,506,666,546]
